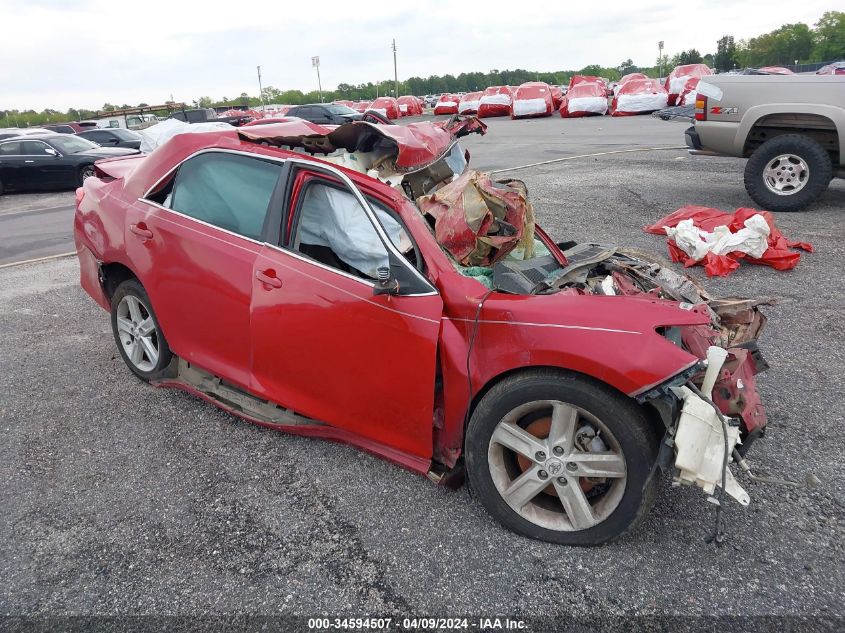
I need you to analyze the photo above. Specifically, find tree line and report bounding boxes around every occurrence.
[3,11,842,127]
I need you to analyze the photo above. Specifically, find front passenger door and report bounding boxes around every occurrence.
[249,165,443,460]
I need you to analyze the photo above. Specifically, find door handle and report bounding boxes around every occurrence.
[129,222,153,239]
[255,269,283,289]
[24,160,34,163]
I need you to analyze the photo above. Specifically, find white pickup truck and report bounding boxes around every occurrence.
[685,74,844,212]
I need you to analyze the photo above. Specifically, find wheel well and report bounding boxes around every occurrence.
[99,262,138,299]
[465,365,666,444]
[744,114,839,163]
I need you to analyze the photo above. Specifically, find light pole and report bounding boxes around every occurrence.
[312,56,323,102]
[392,39,398,98]
[658,41,664,79]
[256,65,266,111]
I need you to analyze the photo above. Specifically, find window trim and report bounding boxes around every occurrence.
[0,139,58,157]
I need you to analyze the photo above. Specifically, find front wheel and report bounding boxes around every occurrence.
[110,279,172,381]
[465,370,659,545]
[743,134,833,212]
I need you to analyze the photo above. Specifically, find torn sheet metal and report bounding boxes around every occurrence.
[238,116,486,173]
[645,205,813,277]
[417,169,536,267]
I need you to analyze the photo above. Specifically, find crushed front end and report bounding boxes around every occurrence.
[556,247,771,506]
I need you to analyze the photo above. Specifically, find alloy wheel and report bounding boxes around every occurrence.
[763,154,809,196]
[115,295,159,373]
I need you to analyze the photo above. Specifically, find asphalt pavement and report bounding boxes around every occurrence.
[0,116,843,628]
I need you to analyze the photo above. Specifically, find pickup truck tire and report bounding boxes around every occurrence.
[465,369,659,546]
[744,134,833,212]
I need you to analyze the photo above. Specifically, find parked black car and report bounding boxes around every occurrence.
[169,108,252,127]
[285,104,363,124]
[0,133,139,195]
[78,128,142,149]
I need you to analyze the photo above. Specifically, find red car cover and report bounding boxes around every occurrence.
[678,76,702,106]
[758,66,794,75]
[433,94,460,115]
[568,75,607,95]
[619,72,648,86]
[353,101,372,113]
[397,95,421,116]
[610,78,668,116]
[477,86,513,118]
[644,205,814,277]
[332,100,354,108]
[665,64,713,106]
[550,85,564,110]
[511,82,554,118]
[458,91,482,115]
[560,81,607,117]
[369,97,400,119]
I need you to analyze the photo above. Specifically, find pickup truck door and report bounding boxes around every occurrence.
[249,164,443,459]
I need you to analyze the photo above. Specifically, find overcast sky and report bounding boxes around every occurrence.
[1,0,835,111]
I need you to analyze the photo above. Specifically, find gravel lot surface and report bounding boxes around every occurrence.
[1,116,843,628]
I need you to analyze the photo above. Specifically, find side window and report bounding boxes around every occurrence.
[0,142,22,155]
[85,131,108,143]
[22,141,51,156]
[166,152,282,241]
[292,180,413,281]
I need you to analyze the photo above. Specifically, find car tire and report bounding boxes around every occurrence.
[465,369,659,545]
[744,134,833,212]
[110,279,173,382]
[78,164,96,185]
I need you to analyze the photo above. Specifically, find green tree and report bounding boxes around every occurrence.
[714,35,739,71]
[812,10,845,61]
[197,96,213,108]
[618,59,637,75]
[676,49,703,65]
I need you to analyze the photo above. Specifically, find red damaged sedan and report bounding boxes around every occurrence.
[75,116,769,545]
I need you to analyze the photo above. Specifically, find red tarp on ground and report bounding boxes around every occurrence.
[397,95,422,116]
[644,205,814,276]
[511,82,554,118]
[478,86,514,118]
[458,91,482,114]
[665,64,713,106]
[610,78,668,116]
[433,94,460,115]
[369,97,400,119]
[560,81,607,117]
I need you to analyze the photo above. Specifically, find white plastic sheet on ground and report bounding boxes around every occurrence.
[615,92,668,114]
[566,96,607,115]
[512,98,548,117]
[137,118,234,153]
[665,214,771,262]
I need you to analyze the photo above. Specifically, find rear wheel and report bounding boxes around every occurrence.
[466,370,659,545]
[744,134,832,212]
[110,279,172,381]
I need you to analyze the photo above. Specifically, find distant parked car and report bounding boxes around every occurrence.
[78,128,142,149]
[42,122,87,134]
[285,104,363,124]
[0,133,139,195]
[0,127,54,140]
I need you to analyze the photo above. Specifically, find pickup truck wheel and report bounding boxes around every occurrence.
[465,370,659,545]
[744,134,832,212]
[110,279,172,382]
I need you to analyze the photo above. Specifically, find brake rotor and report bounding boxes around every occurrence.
[515,417,594,497]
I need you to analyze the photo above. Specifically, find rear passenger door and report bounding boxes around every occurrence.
[129,151,285,388]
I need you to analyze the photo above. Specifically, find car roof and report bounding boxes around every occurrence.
[0,132,65,142]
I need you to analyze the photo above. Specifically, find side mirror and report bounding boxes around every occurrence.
[44,147,59,157]
[373,266,399,296]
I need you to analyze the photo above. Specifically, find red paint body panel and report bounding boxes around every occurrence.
[75,123,727,474]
